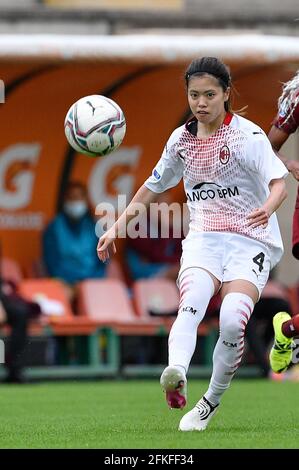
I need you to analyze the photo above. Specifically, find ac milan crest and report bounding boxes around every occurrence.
[219,145,230,165]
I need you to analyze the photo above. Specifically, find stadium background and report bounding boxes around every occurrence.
[1,43,299,281]
[0,1,298,286]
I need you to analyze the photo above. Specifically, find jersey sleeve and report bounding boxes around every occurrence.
[273,92,299,135]
[245,130,288,185]
[144,130,184,193]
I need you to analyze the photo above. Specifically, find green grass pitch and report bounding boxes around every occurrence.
[0,378,298,449]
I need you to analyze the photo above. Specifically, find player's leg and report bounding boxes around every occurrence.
[205,281,257,402]
[179,280,256,431]
[179,235,270,431]
[246,297,291,377]
[160,267,220,409]
[269,312,299,373]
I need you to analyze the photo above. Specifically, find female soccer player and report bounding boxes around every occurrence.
[267,69,299,374]
[97,57,288,431]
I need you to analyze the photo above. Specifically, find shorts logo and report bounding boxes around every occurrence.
[219,145,230,165]
[252,269,259,279]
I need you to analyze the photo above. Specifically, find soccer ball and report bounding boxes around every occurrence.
[64,94,126,157]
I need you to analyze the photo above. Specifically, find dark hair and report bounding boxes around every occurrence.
[61,180,94,217]
[185,57,232,112]
[64,180,87,198]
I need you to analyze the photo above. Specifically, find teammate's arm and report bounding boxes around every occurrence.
[247,177,287,229]
[268,125,299,181]
[97,185,159,262]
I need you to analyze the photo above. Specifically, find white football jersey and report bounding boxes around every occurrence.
[144,113,288,261]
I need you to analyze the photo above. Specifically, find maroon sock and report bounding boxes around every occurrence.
[282,314,299,338]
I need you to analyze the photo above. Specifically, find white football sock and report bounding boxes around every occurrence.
[205,292,254,406]
[168,268,215,373]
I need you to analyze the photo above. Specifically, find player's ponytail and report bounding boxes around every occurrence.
[277,70,299,127]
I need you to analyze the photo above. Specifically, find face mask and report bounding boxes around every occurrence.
[63,201,87,219]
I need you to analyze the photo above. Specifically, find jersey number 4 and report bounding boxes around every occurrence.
[252,252,265,272]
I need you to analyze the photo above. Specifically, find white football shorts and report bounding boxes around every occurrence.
[178,231,279,297]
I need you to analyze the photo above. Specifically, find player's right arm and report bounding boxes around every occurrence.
[97,185,158,262]
[268,124,299,181]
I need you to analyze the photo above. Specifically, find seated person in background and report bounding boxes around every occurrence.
[0,279,41,383]
[42,181,106,300]
[124,192,185,282]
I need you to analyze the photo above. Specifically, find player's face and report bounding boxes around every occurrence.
[187,75,230,125]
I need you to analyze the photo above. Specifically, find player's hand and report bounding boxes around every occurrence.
[97,230,117,262]
[287,160,299,181]
[246,208,270,229]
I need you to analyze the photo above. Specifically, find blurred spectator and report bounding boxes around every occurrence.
[245,273,291,377]
[125,192,185,282]
[42,181,107,301]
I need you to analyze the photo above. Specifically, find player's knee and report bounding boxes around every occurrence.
[219,304,241,339]
[219,292,253,340]
[220,317,240,340]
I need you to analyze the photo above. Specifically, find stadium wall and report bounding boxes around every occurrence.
[0,33,298,283]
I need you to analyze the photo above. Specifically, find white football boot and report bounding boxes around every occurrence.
[179,396,218,431]
[160,365,187,409]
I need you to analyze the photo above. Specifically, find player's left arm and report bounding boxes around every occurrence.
[247,177,287,229]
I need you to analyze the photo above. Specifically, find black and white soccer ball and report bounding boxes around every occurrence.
[64,95,126,157]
